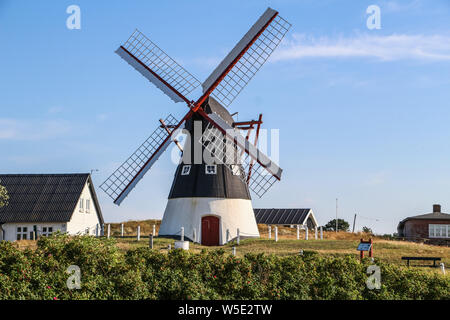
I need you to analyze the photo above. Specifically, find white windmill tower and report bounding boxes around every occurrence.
[100,7,291,245]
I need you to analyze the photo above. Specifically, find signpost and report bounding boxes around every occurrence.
[357,238,373,261]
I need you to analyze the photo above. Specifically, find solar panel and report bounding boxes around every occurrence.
[254,208,311,225]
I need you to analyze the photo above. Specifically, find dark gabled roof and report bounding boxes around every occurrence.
[254,208,312,225]
[403,212,450,220]
[397,211,450,230]
[0,174,104,224]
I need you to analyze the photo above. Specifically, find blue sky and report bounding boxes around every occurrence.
[1,0,450,234]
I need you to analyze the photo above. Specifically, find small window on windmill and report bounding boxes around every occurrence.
[205,165,217,175]
[231,164,241,176]
[181,165,191,176]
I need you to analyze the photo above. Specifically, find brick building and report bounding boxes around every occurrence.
[397,204,450,241]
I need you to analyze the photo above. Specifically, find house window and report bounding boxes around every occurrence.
[181,165,191,176]
[86,199,91,213]
[429,224,450,238]
[41,227,53,237]
[16,227,28,240]
[231,164,241,176]
[79,198,84,212]
[205,165,217,175]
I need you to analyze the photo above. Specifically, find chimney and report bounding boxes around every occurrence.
[433,204,441,213]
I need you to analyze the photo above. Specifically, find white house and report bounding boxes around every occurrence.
[0,174,104,241]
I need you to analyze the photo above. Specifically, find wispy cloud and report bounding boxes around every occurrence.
[383,0,422,13]
[363,171,388,187]
[0,118,71,141]
[271,33,450,62]
[96,113,108,121]
[47,106,64,114]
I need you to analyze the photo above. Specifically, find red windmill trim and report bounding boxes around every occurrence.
[247,113,263,183]
[192,10,279,112]
[119,46,192,105]
[113,109,194,204]
[197,108,281,181]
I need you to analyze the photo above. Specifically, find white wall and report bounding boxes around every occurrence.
[1,222,66,242]
[1,181,102,241]
[159,197,259,245]
[66,181,101,236]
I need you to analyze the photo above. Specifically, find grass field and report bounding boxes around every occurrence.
[14,219,449,275]
[113,237,449,270]
[102,220,450,274]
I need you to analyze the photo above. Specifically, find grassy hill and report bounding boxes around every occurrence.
[103,219,450,273]
[14,219,449,273]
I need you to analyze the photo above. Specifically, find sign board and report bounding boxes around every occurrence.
[357,243,372,251]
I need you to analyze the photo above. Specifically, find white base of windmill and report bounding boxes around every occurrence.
[159,197,259,246]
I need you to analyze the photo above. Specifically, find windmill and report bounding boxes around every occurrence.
[100,7,291,245]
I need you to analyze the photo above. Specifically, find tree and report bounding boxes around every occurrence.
[323,219,349,232]
[362,226,373,234]
[0,180,9,208]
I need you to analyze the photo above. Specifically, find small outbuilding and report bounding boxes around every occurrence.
[397,204,450,241]
[0,174,104,241]
[254,208,318,229]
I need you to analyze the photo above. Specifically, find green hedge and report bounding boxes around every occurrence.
[0,235,448,300]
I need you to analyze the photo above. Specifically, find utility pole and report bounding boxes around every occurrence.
[335,198,338,233]
[352,214,357,233]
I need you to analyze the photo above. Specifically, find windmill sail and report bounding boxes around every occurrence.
[100,114,180,205]
[199,111,282,198]
[117,29,200,104]
[202,7,291,108]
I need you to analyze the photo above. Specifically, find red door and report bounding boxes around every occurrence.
[201,216,219,246]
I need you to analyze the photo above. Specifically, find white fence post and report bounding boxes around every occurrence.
[137,226,141,241]
[315,226,318,240]
[181,227,184,241]
[193,228,197,243]
[274,226,278,242]
[149,233,153,249]
[226,229,230,243]
[268,225,271,239]
[121,223,124,237]
[237,228,240,245]
[305,227,309,240]
[232,246,236,256]
[296,225,300,240]
[107,224,111,239]
[320,226,323,240]
[440,263,446,275]
[153,224,156,237]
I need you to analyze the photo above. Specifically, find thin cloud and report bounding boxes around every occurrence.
[48,106,64,114]
[0,118,71,141]
[271,33,450,62]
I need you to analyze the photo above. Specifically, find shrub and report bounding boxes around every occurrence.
[0,235,448,300]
